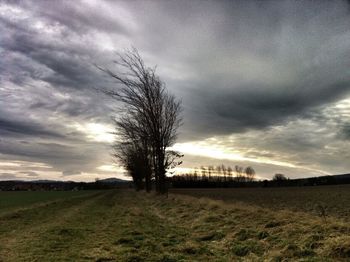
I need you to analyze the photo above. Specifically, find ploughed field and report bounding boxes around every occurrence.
[171,184,350,222]
[0,188,349,261]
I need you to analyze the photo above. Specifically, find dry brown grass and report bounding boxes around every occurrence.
[166,192,350,261]
[172,185,350,222]
[0,189,349,261]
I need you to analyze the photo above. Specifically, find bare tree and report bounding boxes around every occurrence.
[194,169,199,180]
[112,141,146,191]
[208,165,213,180]
[235,165,245,182]
[227,166,233,181]
[100,48,182,194]
[201,166,207,181]
[216,165,222,177]
[193,170,198,181]
[221,164,227,182]
[245,166,256,182]
[111,115,153,191]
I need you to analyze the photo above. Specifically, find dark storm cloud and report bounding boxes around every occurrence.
[1,0,350,180]
[85,0,350,140]
[183,80,350,138]
[1,20,100,90]
[3,0,350,137]
[0,118,64,138]
[338,124,350,140]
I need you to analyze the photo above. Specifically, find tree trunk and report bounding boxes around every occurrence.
[145,171,151,192]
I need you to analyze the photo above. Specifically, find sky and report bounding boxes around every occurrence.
[1,0,350,181]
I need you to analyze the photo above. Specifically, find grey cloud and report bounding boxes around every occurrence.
[0,173,18,180]
[186,80,350,138]
[0,137,112,176]
[62,170,82,176]
[0,118,64,138]
[119,0,350,139]
[18,171,39,177]
[1,0,350,180]
[338,124,350,140]
[18,0,132,35]
[3,32,98,90]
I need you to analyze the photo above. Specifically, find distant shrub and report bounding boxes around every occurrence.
[273,174,287,181]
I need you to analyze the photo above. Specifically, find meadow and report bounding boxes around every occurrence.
[0,187,349,261]
[0,190,96,215]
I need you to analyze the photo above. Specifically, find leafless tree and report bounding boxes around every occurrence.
[100,48,182,194]
[201,166,207,180]
[207,165,214,181]
[221,164,227,182]
[227,166,233,181]
[216,165,222,177]
[245,166,256,182]
[194,169,198,180]
[235,165,245,182]
[112,141,146,190]
[111,115,153,191]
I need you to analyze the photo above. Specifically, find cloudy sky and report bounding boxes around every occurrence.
[1,0,350,181]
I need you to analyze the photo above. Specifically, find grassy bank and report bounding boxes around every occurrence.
[0,189,349,261]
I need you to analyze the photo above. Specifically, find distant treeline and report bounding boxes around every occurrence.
[170,165,257,188]
[0,180,131,191]
[170,165,350,188]
[3,173,349,191]
[263,173,350,187]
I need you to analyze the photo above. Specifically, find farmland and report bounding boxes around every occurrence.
[172,184,350,222]
[0,188,349,261]
[0,190,97,215]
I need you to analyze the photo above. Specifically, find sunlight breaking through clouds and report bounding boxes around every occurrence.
[73,123,115,143]
[0,160,52,170]
[172,140,331,176]
[172,142,296,167]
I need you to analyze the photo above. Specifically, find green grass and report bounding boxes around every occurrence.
[0,190,98,214]
[0,189,349,261]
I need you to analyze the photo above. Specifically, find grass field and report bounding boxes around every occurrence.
[0,188,349,261]
[172,184,350,222]
[0,191,97,215]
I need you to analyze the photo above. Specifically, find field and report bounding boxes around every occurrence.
[172,184,350,222]
[0,187,349,261]
[0,191,96,214]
